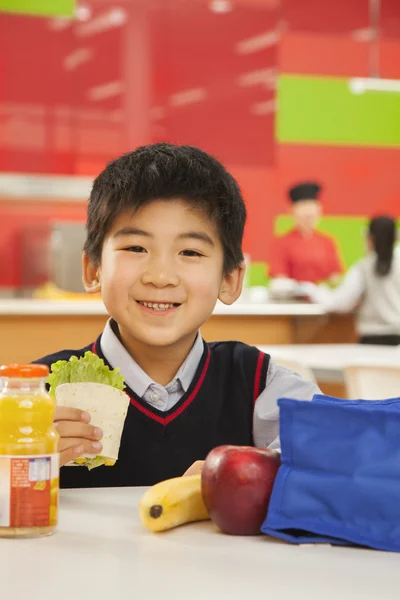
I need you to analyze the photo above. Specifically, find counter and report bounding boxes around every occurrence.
[0,299,356,364]
[0,299,325,316]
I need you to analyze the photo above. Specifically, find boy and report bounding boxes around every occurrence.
[34,143,320,488]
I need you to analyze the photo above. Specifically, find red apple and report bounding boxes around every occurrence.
[201,445,280,535]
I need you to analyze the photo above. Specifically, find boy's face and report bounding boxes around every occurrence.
[83,199,244,351]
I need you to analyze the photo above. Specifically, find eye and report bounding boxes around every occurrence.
[124,246,147,253]
[180,249,204,257]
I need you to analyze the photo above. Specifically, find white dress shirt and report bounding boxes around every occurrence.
[101,320,320,448]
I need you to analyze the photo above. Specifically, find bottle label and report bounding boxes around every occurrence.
[0,454,59,528]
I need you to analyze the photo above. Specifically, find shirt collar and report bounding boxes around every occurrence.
[174,332,204,392]
[100,319,204,397]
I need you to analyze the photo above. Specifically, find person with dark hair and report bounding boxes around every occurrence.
[306,216,400,345]
[33,143,319,488]
[269,181,343,284]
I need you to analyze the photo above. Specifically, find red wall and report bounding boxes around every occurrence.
[1,0,400,288]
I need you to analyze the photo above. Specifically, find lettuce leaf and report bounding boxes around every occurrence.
[86,456,107,470]
[73,456,116,470]
[47,351,125,400]
[87,457,115,470]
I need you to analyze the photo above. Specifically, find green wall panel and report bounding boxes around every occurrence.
[0,0,74,17]
[277,75,400,147]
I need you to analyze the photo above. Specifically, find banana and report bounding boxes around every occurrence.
[139,475,209,532]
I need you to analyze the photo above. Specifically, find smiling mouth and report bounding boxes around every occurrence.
[136,301,181,312]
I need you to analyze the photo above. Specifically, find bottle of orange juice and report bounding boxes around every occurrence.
[0,364,59,538]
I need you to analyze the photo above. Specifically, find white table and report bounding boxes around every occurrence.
[260,344,400,381]
[1,487,399,599]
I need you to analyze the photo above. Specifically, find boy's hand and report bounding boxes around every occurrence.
[54,407,103,467]
[183,461,204,477]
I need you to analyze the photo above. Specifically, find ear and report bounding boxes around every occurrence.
[82,252,102,294]
[218,262,245,305]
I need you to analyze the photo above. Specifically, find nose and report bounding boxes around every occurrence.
[141,256,180,288]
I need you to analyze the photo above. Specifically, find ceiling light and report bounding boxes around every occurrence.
[108,7,127,26]
[250,100,276,115]
[48,17,71,31]
[350,27,375,43]
[349,78,400,94]
[210,0,232,14]
[88,81,125,102]
[63,48,92,71]
[236,30,280,54]
[75,4,91,21]
[169,88,207,107]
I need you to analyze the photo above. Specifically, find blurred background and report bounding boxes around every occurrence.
[0,0,399,299]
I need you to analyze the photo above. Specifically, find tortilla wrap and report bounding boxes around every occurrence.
[55,382,130,463]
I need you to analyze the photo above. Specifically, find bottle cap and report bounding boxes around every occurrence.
[0,364,49,378]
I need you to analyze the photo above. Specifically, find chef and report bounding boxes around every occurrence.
[269,182,343,284]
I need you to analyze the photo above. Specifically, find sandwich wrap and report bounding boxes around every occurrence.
[48,352,130,470]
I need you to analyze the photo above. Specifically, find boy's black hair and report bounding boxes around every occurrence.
[84,143,246,274]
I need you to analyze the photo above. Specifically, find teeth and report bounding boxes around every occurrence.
[140,302,175,311]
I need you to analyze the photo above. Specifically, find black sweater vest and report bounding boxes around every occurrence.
[35,338,269,488]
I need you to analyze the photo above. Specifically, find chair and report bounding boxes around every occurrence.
[344,365,400,400]
[272,357,316,383]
